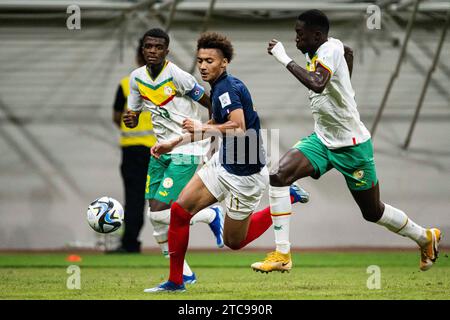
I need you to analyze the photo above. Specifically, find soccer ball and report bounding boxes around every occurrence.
[87,196,124,233]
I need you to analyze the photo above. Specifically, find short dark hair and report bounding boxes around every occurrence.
[197,32,234,62]
[142,28,170,47]
[298,9,330,35]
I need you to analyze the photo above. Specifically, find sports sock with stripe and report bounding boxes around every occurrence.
[377,203,428,247]
[236,187,300,250]
[269,186,292,254]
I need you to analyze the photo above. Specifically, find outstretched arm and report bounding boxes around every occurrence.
[184,108,245,137]
[151,109,245,158]
[268,39,331,94]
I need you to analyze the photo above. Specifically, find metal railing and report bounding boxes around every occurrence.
[370,0,422,137]
[2,1,449,13]
[403,9,450,149]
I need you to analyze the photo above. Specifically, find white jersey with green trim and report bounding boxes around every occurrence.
[305,37,371,149]
[128,61,209,156]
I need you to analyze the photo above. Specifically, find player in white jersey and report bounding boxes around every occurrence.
[251,10,441,273]
[143,32,310,293]
[123,28,224,284]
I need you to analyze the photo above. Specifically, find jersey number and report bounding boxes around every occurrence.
[229,195,240,211]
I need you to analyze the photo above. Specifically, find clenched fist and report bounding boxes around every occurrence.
[123,110,139,128]
[182,118,203,133]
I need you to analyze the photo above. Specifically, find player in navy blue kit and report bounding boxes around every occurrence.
[144,32,308,292]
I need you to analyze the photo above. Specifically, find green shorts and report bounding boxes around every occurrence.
[293,133,378,191]
[145,154,200,204]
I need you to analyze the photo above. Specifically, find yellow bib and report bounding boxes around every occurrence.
[119,76,157,147]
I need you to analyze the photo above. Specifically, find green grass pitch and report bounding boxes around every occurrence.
[0,250,448,300]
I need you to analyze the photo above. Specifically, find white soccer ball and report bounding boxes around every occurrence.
[87,196,124,234]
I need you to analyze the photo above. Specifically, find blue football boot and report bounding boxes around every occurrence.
[208,205,224,248]
[144,280,186,293]
[183,272,197,284]
[290,184,310,204]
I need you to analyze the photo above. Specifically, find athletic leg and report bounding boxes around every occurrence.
[332,138,441,271]
[351,183,441,271]
[167,154,222,245]
[270,148,315,250]
[270,148,316,187]
[167,174,218,285]
[144,173,218,292]
[225,148,314,249]
[351,183,430,246]
[145,154,171,257]
[147,199,171,256]
[147,154,209,278]
[252,132,332,273]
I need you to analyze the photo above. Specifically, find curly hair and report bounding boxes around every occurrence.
[197,32,234,62]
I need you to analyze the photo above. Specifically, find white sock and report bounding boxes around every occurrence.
[183,260,193,276]
[269,186,292,254]
[190,207,216,225]
[377,203,428,247]
[147,208,171,257]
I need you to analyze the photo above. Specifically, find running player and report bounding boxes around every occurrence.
[110,37,157,254]
[251,9,441,273]
[144,32,309,293]
[124,28,224,284]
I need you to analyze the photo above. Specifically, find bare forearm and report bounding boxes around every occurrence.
[203,121,244,136]
[286,61,327,93]
[172,120,243,149]
[172,133,197,148]
[168,126,213,149]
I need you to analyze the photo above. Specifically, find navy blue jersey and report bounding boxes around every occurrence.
[210,72,265,176]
